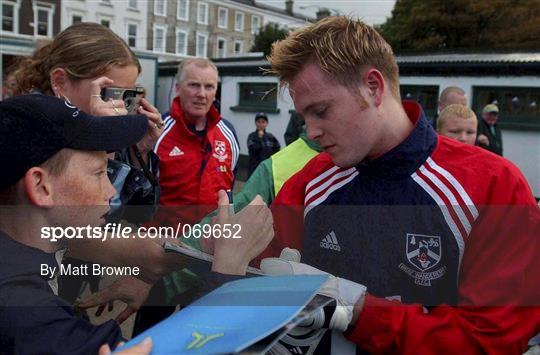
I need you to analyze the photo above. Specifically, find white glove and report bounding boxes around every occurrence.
[261,249,366,332]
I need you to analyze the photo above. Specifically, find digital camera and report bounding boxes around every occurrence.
[101,86,145,114]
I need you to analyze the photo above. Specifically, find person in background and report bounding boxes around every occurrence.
[477,103,503,156]
[284,110,304,145]
[134,58,239,333]
[437,104,478,145]
[154,58,239,225]
[431,86,467,127]
[247,112,281,177]
[1,70,16,100]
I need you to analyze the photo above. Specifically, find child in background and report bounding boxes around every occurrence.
[247,112,281,177]
[437,104,478,145]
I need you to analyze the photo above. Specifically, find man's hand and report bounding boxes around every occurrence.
[261,249,366,332]
[75,276,152,324]
[99,337,152,355]
[257,129,264,139]
[477,134,489,146]
[211,190,274,275]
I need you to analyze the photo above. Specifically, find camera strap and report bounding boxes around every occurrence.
[131,144,158,186]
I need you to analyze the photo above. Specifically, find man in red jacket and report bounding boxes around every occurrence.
[260,16,540,354]
[154,58,239,225]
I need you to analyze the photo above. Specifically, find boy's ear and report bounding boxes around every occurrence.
[362,68,385,107]
[23,167,55,208]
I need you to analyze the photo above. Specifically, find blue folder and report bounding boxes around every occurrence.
[117,275,328,354]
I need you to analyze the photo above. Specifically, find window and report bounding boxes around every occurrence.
[400,85,439,119]
[216,37,226,58]
[153,25,166,53]
[177,0,189,20]
[473,86,540,130]
[154,0,166,16]
[72,15,82,24]
[218,7,228,28]
[2,2,18,32]
[196,32,208,57]
[251,15,260,34]
[127,0,137,9]
[234,40,243,55]
[34,4,54,37]
[233,82,278,112]
[176,29,188,55]
[127,23,138,47]
[197,2,208,25]
[100,19,110,28]
[235,11,244,32]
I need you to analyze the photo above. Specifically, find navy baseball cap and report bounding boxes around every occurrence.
[0,94,148,190]
[255,112,268,121]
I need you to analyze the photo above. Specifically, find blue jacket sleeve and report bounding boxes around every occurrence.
[0,283,124,354]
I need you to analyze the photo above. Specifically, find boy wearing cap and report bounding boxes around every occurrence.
[477,103,503,155]
[0,94,274,354]
[0,94,148,353]
[247,112,281,176]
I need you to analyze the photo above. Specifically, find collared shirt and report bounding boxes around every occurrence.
[0,231,123,354]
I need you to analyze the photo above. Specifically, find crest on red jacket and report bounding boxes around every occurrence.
[213,140,228,162]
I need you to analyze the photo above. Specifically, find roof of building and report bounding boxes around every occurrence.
[397,52,540,64]
[395,52,540,76]
[159,52,540,77]
[209,52,540,65]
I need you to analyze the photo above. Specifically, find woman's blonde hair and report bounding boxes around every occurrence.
[12,22,141,95]
[268,16,400,99]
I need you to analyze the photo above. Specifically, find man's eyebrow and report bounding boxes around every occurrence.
[300,100,331,115]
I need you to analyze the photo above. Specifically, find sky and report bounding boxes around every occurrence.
[263,0,397,25]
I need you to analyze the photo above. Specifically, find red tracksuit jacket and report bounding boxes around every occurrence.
[263,101,540,354]
[154,97,239,224]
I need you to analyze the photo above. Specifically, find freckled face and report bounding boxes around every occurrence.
[50,150,115,227]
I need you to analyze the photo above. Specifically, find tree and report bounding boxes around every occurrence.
[251,23,290,56]
[377,0,540,52]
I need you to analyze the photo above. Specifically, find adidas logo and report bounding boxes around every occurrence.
[320,231,341,251]
[169,146,184,157]
[290,346,304,354]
